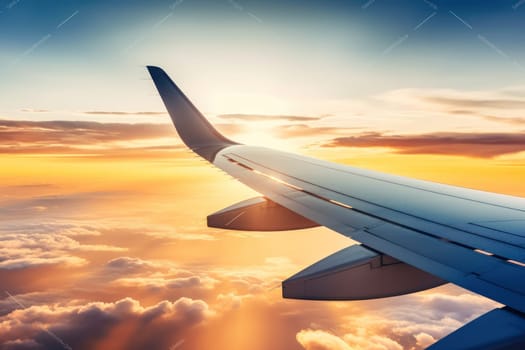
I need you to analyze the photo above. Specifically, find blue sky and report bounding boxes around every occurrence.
[1,0,524,124]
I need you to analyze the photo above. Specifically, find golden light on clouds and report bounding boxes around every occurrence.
[1,84,524,349]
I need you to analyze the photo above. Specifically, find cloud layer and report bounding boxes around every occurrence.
[0,297,212,350]
[325,131,525,158]
[2,85,522,349]
[295,292,497,350]
[218,114,324,122]
[0,119,249,157]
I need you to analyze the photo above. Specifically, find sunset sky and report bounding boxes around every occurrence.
[1,0,525,349]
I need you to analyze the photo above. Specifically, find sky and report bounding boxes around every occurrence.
[1,0,525,349]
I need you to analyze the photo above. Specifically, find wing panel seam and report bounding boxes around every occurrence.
[223,153,525,266]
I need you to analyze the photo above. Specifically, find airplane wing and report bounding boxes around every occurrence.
[147,66,525,349]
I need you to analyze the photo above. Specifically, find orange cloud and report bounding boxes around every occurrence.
[0,119,242,157]
[214,123,246,136]
[0,110,516,350]
[481,115,525,125]
[0,119,173,142]
[83,111,167,116]
[105,257,161,272]
[296,329,352,350]
[0,221,125,270]
[218,113,324,122]
[272,124,356,138]
[425,96,525,110]
[0,297,212,349]
[0,119,178,156]
[293,291,497,350]
[324,131,525,157]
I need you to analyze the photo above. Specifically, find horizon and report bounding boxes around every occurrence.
[1,1,524,349]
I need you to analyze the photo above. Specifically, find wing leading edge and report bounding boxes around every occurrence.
[147,66,525,349]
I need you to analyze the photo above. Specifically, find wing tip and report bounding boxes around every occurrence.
[147,65,237,162]
[146,65,163,74]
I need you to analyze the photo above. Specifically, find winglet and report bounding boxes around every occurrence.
[147,66,238,162]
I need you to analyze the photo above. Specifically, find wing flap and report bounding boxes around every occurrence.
[282,244,444,300]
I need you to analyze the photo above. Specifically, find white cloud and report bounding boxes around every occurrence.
[0,296,213,349]
[113,275,218,290]
[414,332,436,349]
[0,229,125,270]
[296,329,352,350]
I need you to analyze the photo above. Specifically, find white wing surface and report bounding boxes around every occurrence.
[148,66,525,349]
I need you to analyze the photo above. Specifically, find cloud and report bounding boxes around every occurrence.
[215,256,296,283]
[0,296,212,349]
[2,338,40,349]
[19,108,50,113]
[374,87,525,131]
[83,111,167,116]
[20,109,168,116]
[0,222,104,237]
[0,241,499,350]
[296,328,404,350]
[381,87,525,111]
[0,119,173,141]
[0,254,86,270]
[324,131,525,157]
[214,123,246,135]
[344,332,403,350]
[403,292,496,325]
[215,292,254,310]
[425,96,525,110]
[0,291,74,317]
[0,119,184,157]
[0,119,247,157]
[113,276,218,290]
[296,329,352,350]
[481,115,525,125]
[0,231,125,269]
[294,290,498,350]
[0,216,126,270]
[447,111,525,126]
[273,124,352,138]
[0,192,127,219]
[414,333,436,348]
[164,232,217,240]
[102,256,219,293]
[132,226,217,241]
[218,113,323,122]
[105,257,160,273]
[345,291,496,350]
